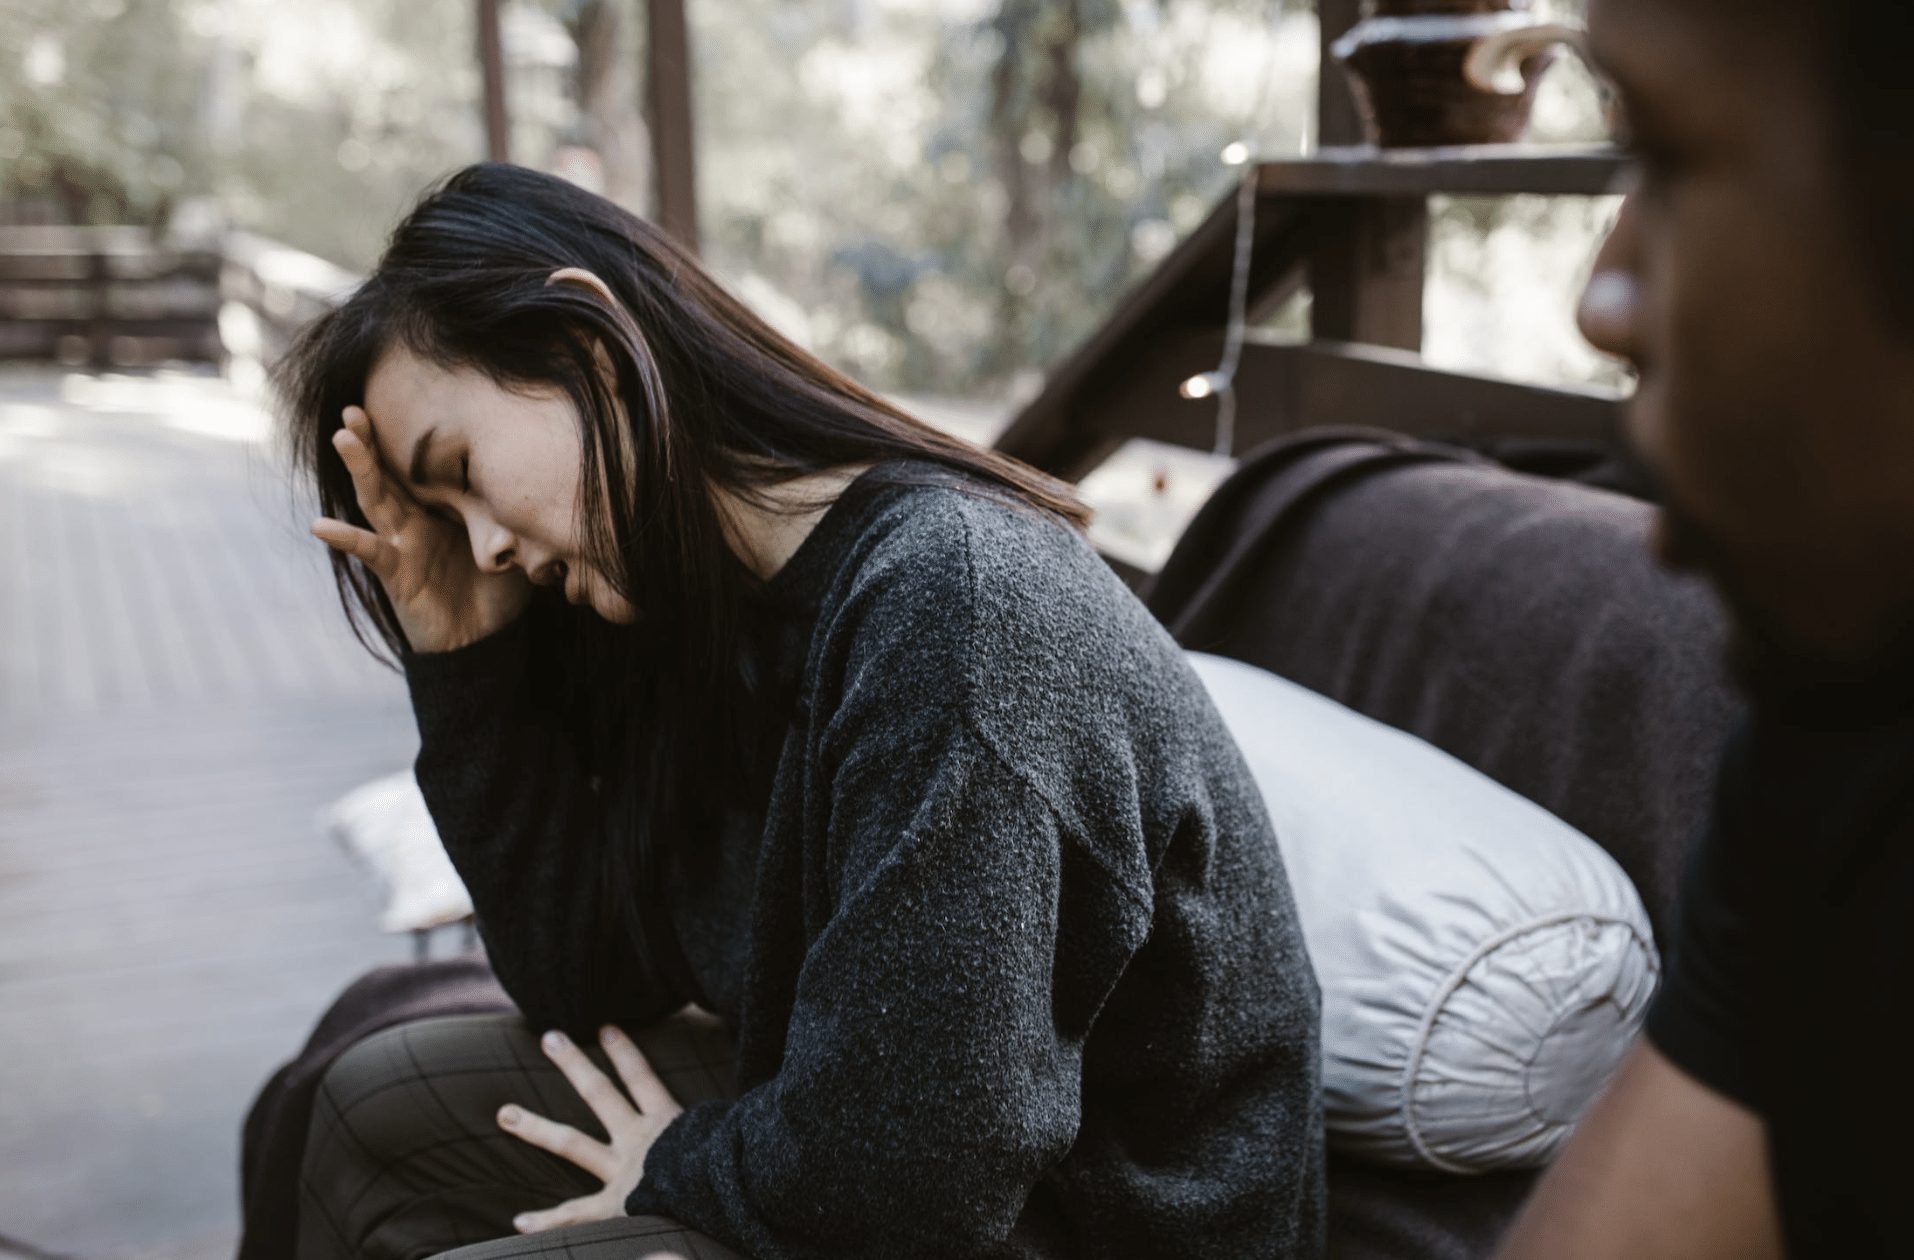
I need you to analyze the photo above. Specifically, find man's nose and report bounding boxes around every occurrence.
[1576,193,1644,365]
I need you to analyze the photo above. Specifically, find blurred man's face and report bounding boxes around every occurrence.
[1579,0,1914,709]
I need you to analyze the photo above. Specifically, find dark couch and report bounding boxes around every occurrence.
[1144,427,1745,1258]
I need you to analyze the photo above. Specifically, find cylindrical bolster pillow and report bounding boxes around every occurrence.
[1187,651,1659,1172]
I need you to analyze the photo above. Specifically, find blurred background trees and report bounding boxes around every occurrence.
[0,0,1617,402]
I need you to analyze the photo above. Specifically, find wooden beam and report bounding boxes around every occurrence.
[1309,195,1427,349]
[1079,331,1624,456]
[645,0,700,255]
[1261,145,1627,197]
[476,0,511,163]
[1317,0,1365,147]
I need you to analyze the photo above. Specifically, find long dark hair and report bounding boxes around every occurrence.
[276,161,1089,1002]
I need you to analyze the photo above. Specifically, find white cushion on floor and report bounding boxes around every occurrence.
[321,771,472,934]
[1187,651,1659,1172]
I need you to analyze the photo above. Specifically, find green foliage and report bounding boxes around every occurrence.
[3,0,1615,396]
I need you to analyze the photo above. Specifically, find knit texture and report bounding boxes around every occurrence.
[402,459,1324,1259]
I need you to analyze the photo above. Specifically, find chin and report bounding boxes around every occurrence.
[591,589,640,625]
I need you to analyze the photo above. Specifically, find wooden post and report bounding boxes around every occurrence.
[1317,0,1364,148]
[645,0,700,255]
[477,0,511,163]
[1310,196,1427,348]
[1309,0,1427,351]
[87,245,112,368]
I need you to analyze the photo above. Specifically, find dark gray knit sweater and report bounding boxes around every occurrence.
[401,459,1324,1259]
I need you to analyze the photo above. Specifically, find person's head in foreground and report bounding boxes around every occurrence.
[276,159,1084,962]
[1503,0,1914,1256]
[1573,0,1914,719]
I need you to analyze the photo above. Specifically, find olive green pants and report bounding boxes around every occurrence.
[296,1011,747,1260]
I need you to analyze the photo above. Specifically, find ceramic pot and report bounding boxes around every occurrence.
[1332,0,1585,148]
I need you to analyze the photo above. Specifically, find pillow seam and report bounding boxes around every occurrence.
[1399,909,1660,1174]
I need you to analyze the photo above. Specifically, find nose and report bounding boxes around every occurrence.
[1576,192,1644,366]
[466,513,517,575]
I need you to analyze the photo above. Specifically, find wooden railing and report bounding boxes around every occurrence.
[0,225,360,370]
[993,146,1629,482]
[218,231,362,364]
[0,225,224,367]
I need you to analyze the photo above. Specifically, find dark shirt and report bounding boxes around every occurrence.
[1645,709,1914,1256]
[400,459,1325,1259]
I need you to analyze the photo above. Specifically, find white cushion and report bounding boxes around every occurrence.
[1187,651,1659,1172]
[321,771,473,934]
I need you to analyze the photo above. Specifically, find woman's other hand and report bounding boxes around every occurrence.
[310,405,532,653]
[496,1026,686,1234]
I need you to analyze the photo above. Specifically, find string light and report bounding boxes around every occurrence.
[1184,1,1289,460]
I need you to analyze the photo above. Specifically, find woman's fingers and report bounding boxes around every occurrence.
[496,1103,616,1181]
[332,408,408,534]
[510,1190,619,1235]
[309,517,396,575]
[540,1030,641,1133]
[599,1025,675,1116]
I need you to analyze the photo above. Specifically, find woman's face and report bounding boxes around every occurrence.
[361,343,638,624]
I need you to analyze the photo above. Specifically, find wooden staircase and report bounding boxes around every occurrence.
[994,0,1631,499]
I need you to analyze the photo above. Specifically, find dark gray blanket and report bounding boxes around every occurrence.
[1145,427,1741,935]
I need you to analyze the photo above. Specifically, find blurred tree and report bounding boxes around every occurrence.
[2,0,1615,398]
[562,0,651,210]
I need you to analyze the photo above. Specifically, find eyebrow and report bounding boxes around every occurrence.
[408,425,438,488]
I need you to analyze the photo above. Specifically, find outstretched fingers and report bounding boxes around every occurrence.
[599,1025,676,1117]
[309,517,397,577]
[496,1102,617,1183]
[332,406,409,536]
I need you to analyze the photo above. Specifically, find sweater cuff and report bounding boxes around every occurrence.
[623,1100,727,1221]
[401,615,534,722]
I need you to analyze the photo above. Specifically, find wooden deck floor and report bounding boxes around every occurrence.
[0,367,418,1259]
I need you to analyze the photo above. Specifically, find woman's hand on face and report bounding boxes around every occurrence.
[310,405,532,654]
[496,1026,685,1234]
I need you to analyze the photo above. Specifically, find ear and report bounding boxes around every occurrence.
[546,267,623,387]
[545,266,618,306]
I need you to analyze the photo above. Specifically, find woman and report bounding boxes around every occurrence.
[274,162,1323,1260]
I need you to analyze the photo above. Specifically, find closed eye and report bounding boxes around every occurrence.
[424,455,472,526]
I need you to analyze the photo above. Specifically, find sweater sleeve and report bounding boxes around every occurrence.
[625,586,1155,1257]
[402,615,681,1036]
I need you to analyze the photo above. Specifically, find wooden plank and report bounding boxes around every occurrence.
[646,0,700,254]
[1078,331,1624,455]
[1260,145,1627,197]
[1318,0,1366,147]
[1309,194,1427,349]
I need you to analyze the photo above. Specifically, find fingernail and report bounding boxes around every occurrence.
[599,1025,616,1044]
[542,1030,566,1053]
[498,1104,521,1126]
[513,1214,532,1232]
